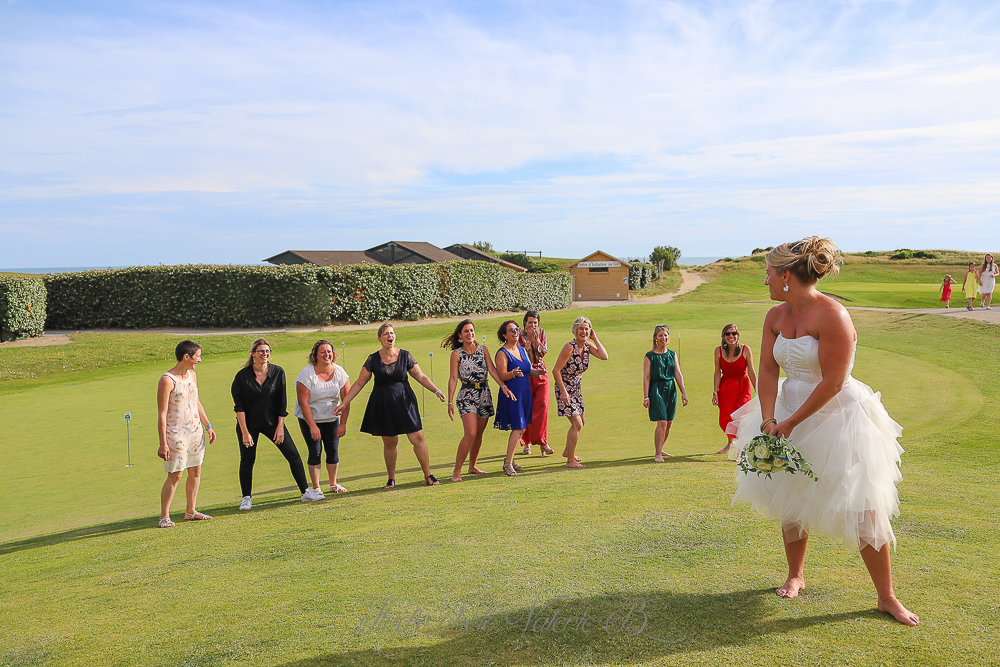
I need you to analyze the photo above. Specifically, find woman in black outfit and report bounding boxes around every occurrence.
[334,323,445,488]
[231,338,317,510]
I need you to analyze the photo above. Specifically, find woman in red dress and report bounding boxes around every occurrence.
[713,323,757,455]
[517,311,554,455]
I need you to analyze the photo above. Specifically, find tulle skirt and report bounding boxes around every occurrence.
[727,376,904,551]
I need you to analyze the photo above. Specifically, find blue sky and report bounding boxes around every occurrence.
[2,0,998,267]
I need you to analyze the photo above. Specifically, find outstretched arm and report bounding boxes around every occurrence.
[333,366,371,417]
[409,364,446,402]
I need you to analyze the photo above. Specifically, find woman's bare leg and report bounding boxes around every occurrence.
[326,462,340,488]
[405,430,434,479]
[860,543,920,625]
[505,430,523,466]
[452,413,480,481]
[654,421,672,461]
[717,435,735,455]
[563,415,585,467]
[382,436,398,485]
[468,416,488,475]
[160,471,182,519]
[777,524,808,598]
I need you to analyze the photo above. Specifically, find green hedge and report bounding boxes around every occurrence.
[324,261,572,324]
[43,262,572,329]
[0,275,47,340]
[628,262,655,289]
[45,265,329,329]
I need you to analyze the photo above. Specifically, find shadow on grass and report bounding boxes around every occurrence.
[0,454,726,555]
[273,588,869,666]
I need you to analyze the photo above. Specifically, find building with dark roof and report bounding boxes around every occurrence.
[264,242,527,272]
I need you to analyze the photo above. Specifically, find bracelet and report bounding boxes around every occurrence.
[760,418,777,433]
[205,424,213,430]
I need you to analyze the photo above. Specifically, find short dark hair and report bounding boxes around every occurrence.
[523,311,540,326]
[497,320,518,343]
[175,340,201,361]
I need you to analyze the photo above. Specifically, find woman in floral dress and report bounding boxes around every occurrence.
[552,316,608,469]
[443,319,513,482]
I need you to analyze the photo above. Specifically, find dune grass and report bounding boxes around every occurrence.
[1,272,999,665]
[672,255,980,309]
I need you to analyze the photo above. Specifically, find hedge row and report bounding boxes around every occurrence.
[43,262,573,329]
[628,262,656,290]
[322,261,572,324]
[0,275,47,340]
[45,265,330,329]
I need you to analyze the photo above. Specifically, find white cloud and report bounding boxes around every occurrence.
[1,0,999,264]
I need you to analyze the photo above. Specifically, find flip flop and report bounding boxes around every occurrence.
[184,511,212,521]
[330,483,348,493]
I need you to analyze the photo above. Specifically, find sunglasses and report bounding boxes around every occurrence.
[256,349,271,355]
[724,332,739,337]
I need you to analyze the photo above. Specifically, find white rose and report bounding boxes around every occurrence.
[755,461,772,472]
[771,458,787,471]
[754,444,769,459]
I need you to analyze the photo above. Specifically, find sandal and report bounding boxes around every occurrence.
[158,516,175,528]
[425,474,440,486]
[511,461,524,473]
[502,462,518,477]
[540,444,555,455]
[384,478,396,489]
[184,511,212,521]
[330,483,348,494]
[522,445,531,455]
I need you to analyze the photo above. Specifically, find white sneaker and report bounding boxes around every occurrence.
[301,488,324,502]
[239,496,252,511]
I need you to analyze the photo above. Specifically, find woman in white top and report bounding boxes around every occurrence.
[295,340,352,496]
[980,253,998,310]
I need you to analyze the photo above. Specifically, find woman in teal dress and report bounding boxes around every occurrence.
[642,325,688,462]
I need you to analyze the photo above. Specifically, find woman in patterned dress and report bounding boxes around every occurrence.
[517,311,554,455]
[156,340,217,528]
[443,319,514,482]
[552,316,609,469]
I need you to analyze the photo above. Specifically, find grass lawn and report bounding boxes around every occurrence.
[1,269,999,665]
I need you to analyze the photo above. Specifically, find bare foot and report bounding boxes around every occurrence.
[451,475,463,482]
[562,452,583,462]
[663,452,673,457]
[878,597,920,626]
[776,576,805,598]
[468,466,487,474]
[654,455,665,463]
[716,445,731,455]
[566,461,585,468]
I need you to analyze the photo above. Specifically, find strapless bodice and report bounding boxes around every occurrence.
[773,334,855,384]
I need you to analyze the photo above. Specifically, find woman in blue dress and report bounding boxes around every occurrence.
[493,320,542,476]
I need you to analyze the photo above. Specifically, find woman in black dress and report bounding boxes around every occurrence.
[334,323,445,488]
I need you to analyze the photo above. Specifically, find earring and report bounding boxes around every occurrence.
[782,283,789,292]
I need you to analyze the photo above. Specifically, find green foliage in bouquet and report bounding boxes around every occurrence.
[737,433,818,481]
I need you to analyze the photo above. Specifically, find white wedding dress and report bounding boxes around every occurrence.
[728,334,904,551]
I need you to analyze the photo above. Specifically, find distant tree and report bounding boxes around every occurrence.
[499,252,534,270]
[650,245,681,271]
[751,246,774,255]
[471,241,497,256]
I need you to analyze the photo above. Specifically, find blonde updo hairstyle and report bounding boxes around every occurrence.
[571,316,592,335]
[766,236,842,285]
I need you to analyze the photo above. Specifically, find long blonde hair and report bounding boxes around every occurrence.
[766,236,841,284]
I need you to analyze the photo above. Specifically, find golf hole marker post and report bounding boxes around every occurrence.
[124,412,134,467]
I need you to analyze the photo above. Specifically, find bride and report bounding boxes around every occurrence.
[728,236,919,626]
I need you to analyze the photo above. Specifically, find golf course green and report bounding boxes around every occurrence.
[1,257,996,666]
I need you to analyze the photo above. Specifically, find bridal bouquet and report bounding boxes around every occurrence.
[737,434,818,481]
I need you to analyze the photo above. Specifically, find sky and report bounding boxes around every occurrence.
[2,0,999,268]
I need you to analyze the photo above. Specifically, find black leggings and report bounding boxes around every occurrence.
[237,424,308,497]
[297,418,341,466]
